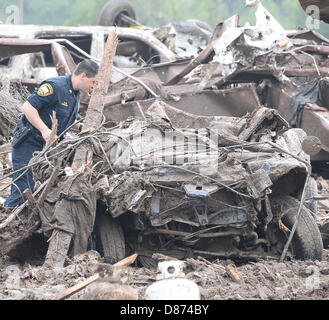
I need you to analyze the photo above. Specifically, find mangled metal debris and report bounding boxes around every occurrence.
[0,98,324,266]
[0,0,328,267]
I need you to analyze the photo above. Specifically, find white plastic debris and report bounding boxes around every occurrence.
[156,260,186,280]
[245,0,285,33]
[212,0,292,77]
[145,278,201,300]
[145,260,201,300]
[64,166,74,177]
[64,131,79,140]
[246,0,291,50]
[4,265,21,290]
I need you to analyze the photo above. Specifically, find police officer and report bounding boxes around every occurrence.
[4,59,99,209]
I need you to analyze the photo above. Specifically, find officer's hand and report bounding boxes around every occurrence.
[305,103,328,112]
[41,127,55,144]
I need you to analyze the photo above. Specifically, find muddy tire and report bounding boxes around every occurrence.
[95,212,125,264]
[98,0,137,27]
[303,177,318,216]
[271,196,323,260]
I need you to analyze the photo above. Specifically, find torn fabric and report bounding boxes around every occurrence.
[39,173,96,256]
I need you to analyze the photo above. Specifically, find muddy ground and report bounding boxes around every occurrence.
[0,247,328,300]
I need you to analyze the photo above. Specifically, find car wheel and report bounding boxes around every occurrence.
[301,177,318,216]
[98,0,137,27]
[94,211,126,264]
[270,196,323,260]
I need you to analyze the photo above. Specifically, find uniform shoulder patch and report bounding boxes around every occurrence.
[37,83,54,97]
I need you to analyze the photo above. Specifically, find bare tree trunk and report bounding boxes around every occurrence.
[72,31,119,173]
[43,31,118,269]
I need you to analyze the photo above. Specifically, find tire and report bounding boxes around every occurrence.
[271,196,323,260]
[95,211,125,264]
[98,0,137,27]
[303,177,318,216]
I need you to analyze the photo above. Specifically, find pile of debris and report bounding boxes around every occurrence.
[0,88,324,267]
[0,0,329,300]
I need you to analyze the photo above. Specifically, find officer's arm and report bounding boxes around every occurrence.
[22,101,53,143]
[305,103,328,112]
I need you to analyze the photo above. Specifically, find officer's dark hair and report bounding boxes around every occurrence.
[74,59,99,78]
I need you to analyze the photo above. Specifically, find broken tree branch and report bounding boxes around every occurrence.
[37,165,59,205]
[0,180,48,229]
[72,31,118,173]
[44,111,58,150]
[51,42,71,76]
[23,189,37,208]
[54,253,138,300]
[43,31,119,270]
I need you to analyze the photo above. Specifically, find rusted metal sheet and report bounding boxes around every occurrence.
[0,38,52,59]
[167,84,261,117]
[0,38,74,78]
[102,84,261,123]
[300,110,329,160]
[265,80,329,160]
[118,59,191,85]
[286,30,329,45]
[102,99,154,124]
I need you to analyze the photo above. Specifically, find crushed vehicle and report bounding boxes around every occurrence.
[0,0,327,266]
[0,99,324,266]
[88,102,324,265]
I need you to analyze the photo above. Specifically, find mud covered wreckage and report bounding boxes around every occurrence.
[0,0,328,268]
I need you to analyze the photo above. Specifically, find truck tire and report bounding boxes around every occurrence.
[95,211,125,264]
[98,0,137,27]
[271,196,323,260]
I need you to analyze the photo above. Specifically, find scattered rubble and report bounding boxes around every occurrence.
[0,249,329,300]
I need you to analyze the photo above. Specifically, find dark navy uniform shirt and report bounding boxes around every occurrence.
[27,75,80,136]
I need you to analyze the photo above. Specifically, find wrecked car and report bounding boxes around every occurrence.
[89,102,323,265]
[0,11,212,82]
[1,100,319,267]
[0,24,176,79]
